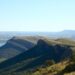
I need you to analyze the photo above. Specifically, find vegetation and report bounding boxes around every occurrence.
[0,37,75,75]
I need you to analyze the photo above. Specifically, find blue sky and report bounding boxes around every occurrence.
[0,0,75,32]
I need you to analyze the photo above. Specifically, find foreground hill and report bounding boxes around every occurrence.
[0,38,73,75]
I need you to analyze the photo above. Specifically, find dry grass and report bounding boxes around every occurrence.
[33,60,70,75]
[64,72,75,75]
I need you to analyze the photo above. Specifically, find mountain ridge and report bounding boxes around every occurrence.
[0,37,35,59]
[0,39,72,74]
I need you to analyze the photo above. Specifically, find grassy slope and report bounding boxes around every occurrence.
[0,37,35,59]
[0,37,75,75]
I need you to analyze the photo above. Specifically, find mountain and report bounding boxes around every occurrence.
[0,36,52,60]
[0,35,74,60]
[49,30,75,39]
[35,30,75,39]
[0,31,75,75]
[0,39,72,75]
[0,37,35,59]
[0,30,75,42]
[0,30,75,48]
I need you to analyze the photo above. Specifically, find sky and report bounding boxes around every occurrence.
[0,0,75,32]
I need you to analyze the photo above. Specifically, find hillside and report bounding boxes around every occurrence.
[0,38,73,75]
[0,37,35,59]
[0,36,75,75]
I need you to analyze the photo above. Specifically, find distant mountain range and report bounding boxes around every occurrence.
[0,30,75,41]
